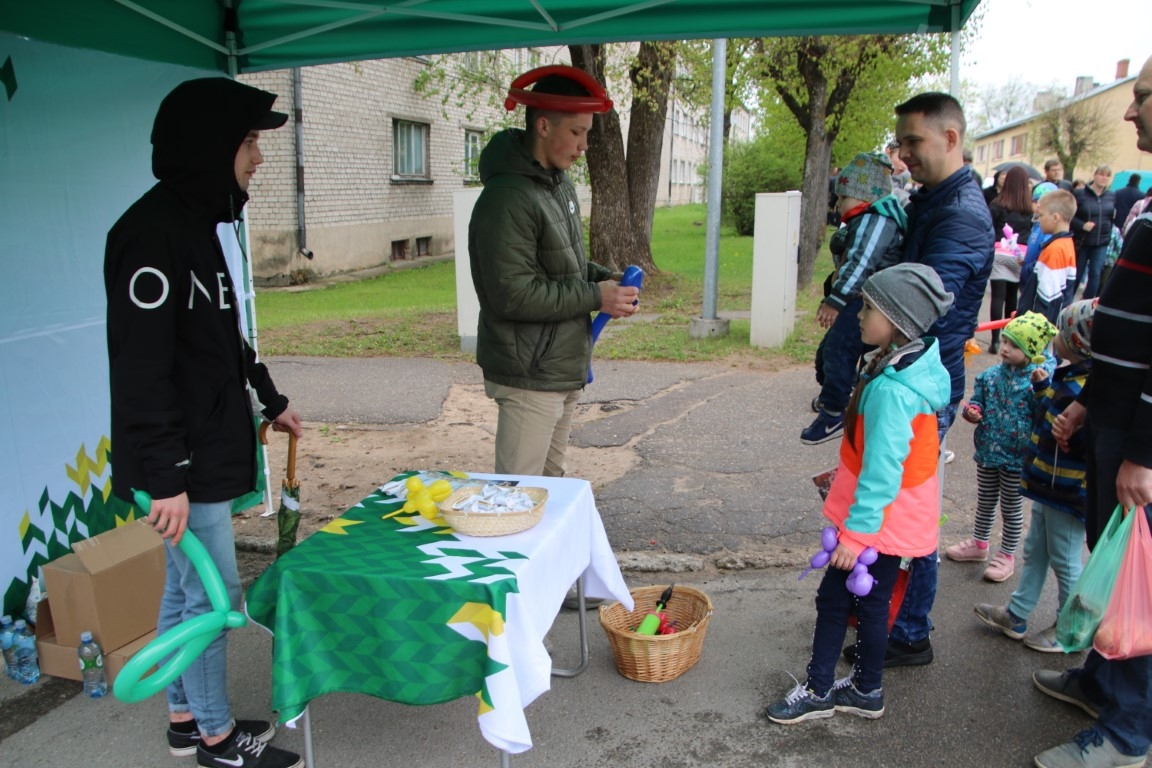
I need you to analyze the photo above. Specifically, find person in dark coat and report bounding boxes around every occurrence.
[1114,172,1144,224]
[849,92,994,668]
[986,166,1035,352]
[1044,159,1074,192]
[1071,165,1117,299]
[105,77,304,768]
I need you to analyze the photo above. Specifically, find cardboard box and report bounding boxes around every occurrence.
[104,630,158,686]
[40,519,165,651]
[36,597,157,685]
[35,597,82,682]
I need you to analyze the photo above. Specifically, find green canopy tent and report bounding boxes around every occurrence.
[3,0,980,74]
[0,0,980,619]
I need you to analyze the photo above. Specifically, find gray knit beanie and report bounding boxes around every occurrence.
[862,264,954,339]
[836,152,894,204]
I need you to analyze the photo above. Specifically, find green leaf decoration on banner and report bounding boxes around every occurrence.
[1,56,16,101]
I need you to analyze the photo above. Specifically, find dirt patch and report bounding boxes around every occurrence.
[232,383,641,549]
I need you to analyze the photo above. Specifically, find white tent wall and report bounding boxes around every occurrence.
[0,32,244,616]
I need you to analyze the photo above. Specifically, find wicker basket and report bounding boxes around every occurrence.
[599,585,714,683]
[437,485,547,537]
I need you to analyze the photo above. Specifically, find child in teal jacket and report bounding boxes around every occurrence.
[767,264,952,725]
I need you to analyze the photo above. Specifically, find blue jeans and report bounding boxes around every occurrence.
[806,553,902,695]
[1077,243,1108,299]
[813,296,864,413]
[889,402,957,646]
[1075,424,1152,757]
[1007,502,1084,621]
[159,501,242,738]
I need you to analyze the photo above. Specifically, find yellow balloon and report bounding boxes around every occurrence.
[405,476,425,494]
[415,496,439,520]
[428,480,453,502]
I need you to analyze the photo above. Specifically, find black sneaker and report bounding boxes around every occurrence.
[169,720,275,757]
[197,729,301,768]
[843,637,933,668]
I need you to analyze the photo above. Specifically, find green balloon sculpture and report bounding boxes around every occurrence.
[112,490,248,703]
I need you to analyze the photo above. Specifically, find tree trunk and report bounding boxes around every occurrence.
[570,44,663,276]
[625,42,675,246]
[797,90,832,289]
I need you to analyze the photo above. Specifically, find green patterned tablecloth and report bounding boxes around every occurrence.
[244,472,632,754]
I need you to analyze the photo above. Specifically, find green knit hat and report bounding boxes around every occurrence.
[1003,311,1057,364]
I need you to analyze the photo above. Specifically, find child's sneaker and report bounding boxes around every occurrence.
[945,538,989,562]
[197,729,302,768]
[801,409,845,445]
[765,681,834,724]
[832,676,885,719]
[974,603,1027,640]
[1024,624,1064,653]
[169,719,275,757]
[983,552,1015,582]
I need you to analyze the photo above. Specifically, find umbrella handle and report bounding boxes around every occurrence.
[258,422,299,485]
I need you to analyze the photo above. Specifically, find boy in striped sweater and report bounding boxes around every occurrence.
[973,299,1094,652]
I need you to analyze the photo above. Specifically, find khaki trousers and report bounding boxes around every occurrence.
[484,380,581,477]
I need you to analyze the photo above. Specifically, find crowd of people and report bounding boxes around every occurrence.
[790,56,1152,768]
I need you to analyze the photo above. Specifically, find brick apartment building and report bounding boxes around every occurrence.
[239,49,745,284]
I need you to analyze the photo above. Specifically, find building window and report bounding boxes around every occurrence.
[391,239,410,261]
[992,139,1004,161]
[1010,133,1027,156]
[416,236,432,257]
[394,119,429,178]
[465,130,483,183]
[976,145,986,163]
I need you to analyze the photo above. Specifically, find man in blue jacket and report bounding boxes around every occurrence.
[850,92,994,667]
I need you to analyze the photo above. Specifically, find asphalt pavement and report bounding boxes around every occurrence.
[0,345,1120,768]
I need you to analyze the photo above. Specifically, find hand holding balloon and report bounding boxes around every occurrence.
[845,547,878,597]
[799,525,877,596]
[799,526,840,580]
[113,490,247,704]
[589,265,644,384]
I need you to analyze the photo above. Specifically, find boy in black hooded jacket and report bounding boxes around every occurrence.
[105,78,302,768]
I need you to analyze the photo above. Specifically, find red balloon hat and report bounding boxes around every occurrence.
[503,65,613,113]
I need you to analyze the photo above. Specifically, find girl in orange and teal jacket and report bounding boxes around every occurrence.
[767,263,952,726]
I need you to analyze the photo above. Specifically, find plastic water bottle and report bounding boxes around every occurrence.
[78,631,107,698]
[12,619,39,684]
[0,615,16,681]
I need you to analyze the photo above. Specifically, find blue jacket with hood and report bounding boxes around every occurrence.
[901,166,995,404]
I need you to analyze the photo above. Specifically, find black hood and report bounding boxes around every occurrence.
[151,77,287,223]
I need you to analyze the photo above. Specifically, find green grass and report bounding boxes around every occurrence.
[255,204,834,366]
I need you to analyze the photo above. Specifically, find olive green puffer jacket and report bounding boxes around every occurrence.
[468,129,613,391]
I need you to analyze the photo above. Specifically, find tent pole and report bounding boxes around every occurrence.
[224,0,240,77]
[688,38,730,338]
[949,4,960,96]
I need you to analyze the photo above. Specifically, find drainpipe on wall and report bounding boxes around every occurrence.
[293,67,312,260]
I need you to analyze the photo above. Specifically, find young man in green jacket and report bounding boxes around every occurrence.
[468,67,639,477]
